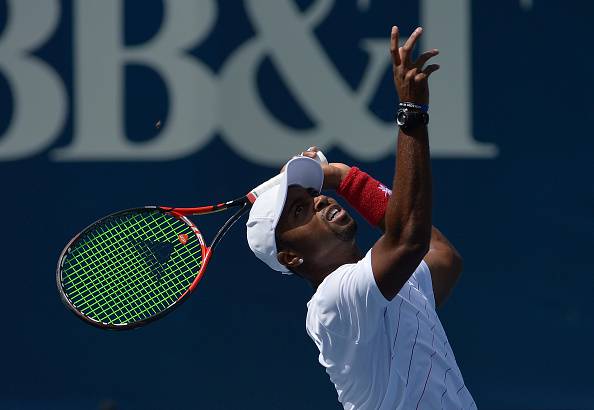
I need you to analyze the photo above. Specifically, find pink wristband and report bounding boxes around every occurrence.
[337,167,392,226]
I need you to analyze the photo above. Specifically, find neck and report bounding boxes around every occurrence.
[303,243,362,290]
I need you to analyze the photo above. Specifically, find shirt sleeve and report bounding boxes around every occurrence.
[411,260,436,309]
[311,249,390,342]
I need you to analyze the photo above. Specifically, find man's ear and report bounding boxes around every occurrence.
[277,251,304,269]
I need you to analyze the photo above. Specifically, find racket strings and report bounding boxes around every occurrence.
[99,213,198,319]
[65,215,164,322]
[68,219,165,321]
[61,210,202,325]
[65,213,198,323]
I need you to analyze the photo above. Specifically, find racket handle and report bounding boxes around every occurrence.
[248,150,328,203]
[313,150,327,165]
[249,173,284,202]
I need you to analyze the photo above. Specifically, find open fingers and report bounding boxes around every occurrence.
[400,27,423,65]
[414,49,439,69]
[390,26,401,66]
[414,64,440,82]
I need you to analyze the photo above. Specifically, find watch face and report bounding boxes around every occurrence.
[396,110,407,126]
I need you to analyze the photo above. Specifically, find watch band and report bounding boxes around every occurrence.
[396,108,429,132]
[399,101,429,113]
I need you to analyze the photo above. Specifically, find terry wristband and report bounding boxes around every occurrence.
[337,167,392,227]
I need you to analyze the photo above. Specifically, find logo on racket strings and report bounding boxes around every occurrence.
[129,239,174,281]
[178,234,189,245]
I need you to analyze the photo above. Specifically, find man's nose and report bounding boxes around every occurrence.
[314,195,330,212]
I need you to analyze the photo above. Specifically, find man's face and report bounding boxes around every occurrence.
[275,185,357,263]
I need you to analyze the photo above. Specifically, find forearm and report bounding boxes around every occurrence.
[370,124,433,300]
[384,126,432,250]
[337,173,449,254]
[336,167,390,228]
[336,160,436,236]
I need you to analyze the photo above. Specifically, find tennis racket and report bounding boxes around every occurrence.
[57,151,327,330]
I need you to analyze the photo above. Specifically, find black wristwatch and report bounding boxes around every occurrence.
[396,108,429,132]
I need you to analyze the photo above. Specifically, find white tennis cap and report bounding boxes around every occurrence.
[246,156,324,274]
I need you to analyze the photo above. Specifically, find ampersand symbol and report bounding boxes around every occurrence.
[219,0,395,165]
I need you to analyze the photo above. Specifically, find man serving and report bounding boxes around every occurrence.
[246,25,476,409]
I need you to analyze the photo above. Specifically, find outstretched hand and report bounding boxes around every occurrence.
[391,26,440,105]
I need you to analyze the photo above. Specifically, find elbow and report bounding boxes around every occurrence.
[452,248,464,277]
[448,260,463,295]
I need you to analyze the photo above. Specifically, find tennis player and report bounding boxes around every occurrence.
[247,26,476,409]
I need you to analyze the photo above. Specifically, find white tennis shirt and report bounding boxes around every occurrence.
[306,250,476,409]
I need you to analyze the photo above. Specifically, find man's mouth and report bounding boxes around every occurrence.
[325,204,344,222]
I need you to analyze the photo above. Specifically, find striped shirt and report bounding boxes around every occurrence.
[306,250,476,409]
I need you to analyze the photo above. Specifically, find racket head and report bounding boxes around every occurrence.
[56,207,208,330]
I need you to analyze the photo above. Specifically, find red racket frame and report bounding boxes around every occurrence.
[57,199,250,330]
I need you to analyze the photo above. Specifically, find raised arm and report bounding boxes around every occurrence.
[370,26,439,300]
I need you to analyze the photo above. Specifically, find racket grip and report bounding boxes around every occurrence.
[313,150,328,165]
[248,150,328,203]
[249,173,283,202]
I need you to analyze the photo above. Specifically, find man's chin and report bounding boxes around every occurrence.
[336,219,357,242]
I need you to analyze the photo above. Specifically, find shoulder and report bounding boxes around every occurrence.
[307,259,361,330]
[307,250,389,338]
[410,260,435,308]
[311,250,374,307]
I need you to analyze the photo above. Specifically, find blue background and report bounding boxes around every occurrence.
[1,1,593,409]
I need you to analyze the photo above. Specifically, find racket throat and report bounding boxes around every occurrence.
[210,203,250,252]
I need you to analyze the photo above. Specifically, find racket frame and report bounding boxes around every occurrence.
[56,200,247,330]
[57,151,326,330]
